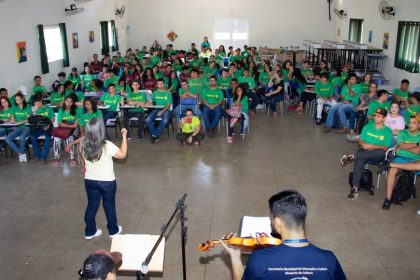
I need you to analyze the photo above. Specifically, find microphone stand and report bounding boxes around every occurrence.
[136,193,188,280]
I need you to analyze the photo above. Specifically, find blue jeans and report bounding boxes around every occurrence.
[146,109,170,137]
[102,111,118,126]
[5,126,30,155]
[338,103,355,129]
[84,179,119,236]
[202,105,222,129]
[31,128,52,160]
[325,102,344,128]
[268,95,284,112]
[174,104,202,120]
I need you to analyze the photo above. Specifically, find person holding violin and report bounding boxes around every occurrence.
[221,190,346,280]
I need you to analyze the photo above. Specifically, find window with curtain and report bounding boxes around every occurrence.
[348,18,363,43]
[37,23,69,74]
[395,21,420,73]
[100,20,119,55]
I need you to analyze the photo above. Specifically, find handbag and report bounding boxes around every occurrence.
[226,104,242,118]
[52,127,74,139]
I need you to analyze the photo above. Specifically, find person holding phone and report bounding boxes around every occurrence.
[176,108,204,145]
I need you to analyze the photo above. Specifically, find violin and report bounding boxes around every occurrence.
[198,233,282,252]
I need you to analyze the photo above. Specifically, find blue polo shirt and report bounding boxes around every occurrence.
[242,243,346,280]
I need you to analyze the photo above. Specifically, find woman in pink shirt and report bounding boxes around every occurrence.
[385,102,405,146]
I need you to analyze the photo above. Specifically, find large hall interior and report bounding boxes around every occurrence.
[0,0,420,279]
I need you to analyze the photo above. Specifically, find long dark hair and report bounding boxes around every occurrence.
[292,68,307,85]
[14,92,27,109]
[142,67,155,83]
[234,84,247,102]
[84,98,98,113]
[81,118,107,162]
[62,95,77,116]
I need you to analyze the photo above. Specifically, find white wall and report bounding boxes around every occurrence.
[0,0,129,95]
[127,0,335,50]
[333,0,420,88]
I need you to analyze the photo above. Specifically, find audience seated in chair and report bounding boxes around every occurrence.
[146,78,172,143]
[174,80,201,120]
[340,108,393,200]
[5,92,31,162]
[201,75,224,136]
[123,81,146,140]
[30,94,54,164]
[264,70,284,117]
[382,116,420,210]
[323,73,362,134]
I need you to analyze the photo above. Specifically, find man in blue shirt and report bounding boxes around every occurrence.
[221,190,346,280]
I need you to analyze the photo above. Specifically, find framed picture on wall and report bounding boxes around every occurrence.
[383,32,389,49]
[16,41,27,63]
[89,31,94,43]
[72,33,79,48]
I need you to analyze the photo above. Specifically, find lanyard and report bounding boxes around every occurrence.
[283,239,308,244]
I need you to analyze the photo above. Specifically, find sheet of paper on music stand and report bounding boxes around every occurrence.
[240,216,271,238]
[110,234,165,272]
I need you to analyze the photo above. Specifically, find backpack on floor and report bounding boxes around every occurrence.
[349,169,374,195]
[391,171,416,205]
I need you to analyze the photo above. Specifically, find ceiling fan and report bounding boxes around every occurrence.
[65,4,84,16]
[379,1,395,20]
[116,5,125,18]
[334,8,347,20]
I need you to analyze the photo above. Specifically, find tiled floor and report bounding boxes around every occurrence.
[1,112,419,280]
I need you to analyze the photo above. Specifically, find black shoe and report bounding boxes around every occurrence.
[316,119,321,125]
[154,137,160,143]
[382,198,391,210]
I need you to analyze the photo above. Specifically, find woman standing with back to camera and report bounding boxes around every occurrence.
[80,117,128,240]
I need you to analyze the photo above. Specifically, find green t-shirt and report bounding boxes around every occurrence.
[104,76,119,89]
[35,106,54,121]
[79,110,103,126]
[67,74,81,86]
[150,56,161,66]
[360,82,370,94]
[201,88,224,105]
[392,88,410,99]
[396,129,420,160]
[340,84,362,106]
[189,78,204,95]
[164,77,179,93]
[259,72,269,85]
[315,82,334,99]
[281,69,290,82]
[367,100,391,122]
[331,77,343,89]
[151,90,172,106]
[116,84,132,95]
[181,116,200,133]
[49,92,64,105]
[0,107,14,121]
[127,91,147,112]
[179,88,199,98]
[229,55,242,62]
[204,67,218,77]
[217,76,232,90]
[360,123,393,147]
[81,74,95,90]
[13,105,32,122]
[240,96,249,114]
[33,85,47,95]
[173,64,183,73]
[301,67,313,77]
[57,108,81,124]
[403,105,420,125]
[238,76,256,90]
[100,93,120,112]
[189,59,202,68]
